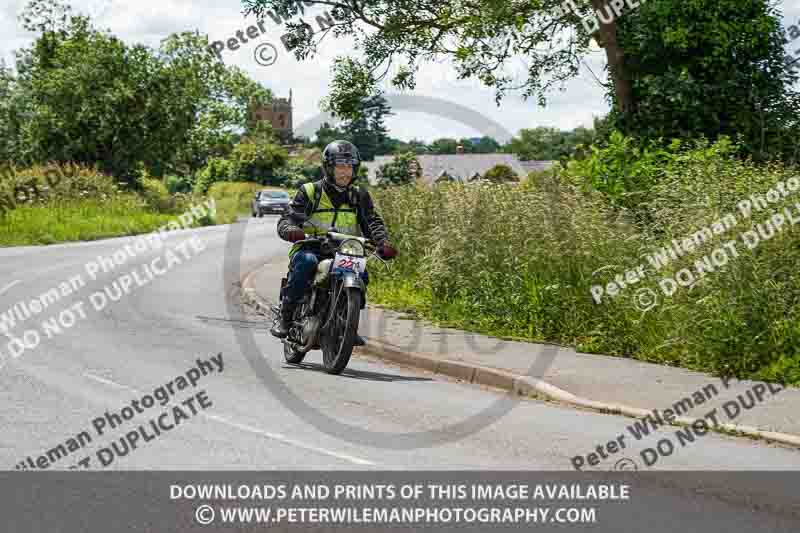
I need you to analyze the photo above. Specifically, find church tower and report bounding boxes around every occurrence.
[250,90,294,144]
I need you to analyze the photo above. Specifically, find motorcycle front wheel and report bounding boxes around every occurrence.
[321,287,361,375]
[283,341,306,365]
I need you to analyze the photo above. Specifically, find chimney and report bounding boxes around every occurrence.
[456,145,465,154]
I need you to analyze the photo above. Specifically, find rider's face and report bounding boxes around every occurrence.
[334,164,353,187]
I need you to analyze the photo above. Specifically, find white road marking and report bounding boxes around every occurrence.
[85,373,132,390]
[0,280,20,297]
[202,413,376,466]
[84,372,376,467]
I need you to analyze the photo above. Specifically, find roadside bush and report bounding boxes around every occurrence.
[139,177,173,212]
[371,142,800,383]
[165,174,193,194]
[376,152,421,186]
[230,141,288,184]
[483,164,518,183]
[273,157,321,190]
[194,158,234,195]
[561,131,681,209]
[0,162,121,216]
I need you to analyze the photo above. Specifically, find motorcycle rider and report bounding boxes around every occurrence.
[270,140,398,341]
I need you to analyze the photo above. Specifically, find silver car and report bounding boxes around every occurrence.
[252,190,290,217]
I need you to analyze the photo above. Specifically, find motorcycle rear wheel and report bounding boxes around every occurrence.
[321,287,361,375]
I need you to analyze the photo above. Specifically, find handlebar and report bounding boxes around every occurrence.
[293,232,377,251]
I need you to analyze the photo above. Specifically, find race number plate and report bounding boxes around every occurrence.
[333,253,367,274]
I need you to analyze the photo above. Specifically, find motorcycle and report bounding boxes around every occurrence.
[271,230,388,375]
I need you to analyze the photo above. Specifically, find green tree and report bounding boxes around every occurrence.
[157,32,272,176]
[244,0,599,117]
[244,0,800,162]
[0,59,21,164]
[429,138,459,154]
[376,152,421,186]
[505,128,562,160]
[612,0,800,161]
[313,122,348,149]
[505,126,598,161]
[313,95,393,160]
[230,139,288,184]
[8,0,273,183]
[194,158,235,194]
[470,136,502,154]
[391,138,428,155]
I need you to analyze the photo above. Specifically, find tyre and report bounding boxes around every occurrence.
[321,287,361,375]
[258,211,264,218]
[283,341,306,364]
[281,304,306,365]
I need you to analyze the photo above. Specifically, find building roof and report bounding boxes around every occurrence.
[362,154,554,185]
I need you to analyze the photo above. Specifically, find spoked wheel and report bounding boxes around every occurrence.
[321,287,361,375]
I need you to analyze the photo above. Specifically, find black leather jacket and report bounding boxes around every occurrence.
[277,180,389,245]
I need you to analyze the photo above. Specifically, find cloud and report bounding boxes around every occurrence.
[2,0,799,141]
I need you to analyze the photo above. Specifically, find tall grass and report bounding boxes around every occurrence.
[370,137,800,384]
[0,163,215,246]
[0,196,185,245]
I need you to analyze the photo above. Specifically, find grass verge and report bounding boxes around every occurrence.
[0,195,207,246]
[369,141,800,384]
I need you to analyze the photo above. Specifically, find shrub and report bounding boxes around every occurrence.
[230,141,288,184]
[194,158,235,195]
[370,145,800,383]
[483,164,518,183]
[165,174,193,194]
[376,152,421,186]
[139,177,173,211]
[0,162,121,217]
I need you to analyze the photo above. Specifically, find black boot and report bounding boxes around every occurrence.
[353,334,366,347]
[271,302,296,339]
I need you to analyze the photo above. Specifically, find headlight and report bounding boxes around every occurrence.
[339,239,365,257]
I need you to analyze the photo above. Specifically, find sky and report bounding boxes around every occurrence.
[1,0,799,142]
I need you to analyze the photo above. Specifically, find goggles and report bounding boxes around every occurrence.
[333,155,358,166]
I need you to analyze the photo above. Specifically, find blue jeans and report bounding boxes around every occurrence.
[284,251,369,304]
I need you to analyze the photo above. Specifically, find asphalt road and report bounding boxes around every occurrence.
[1,216,799,530]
